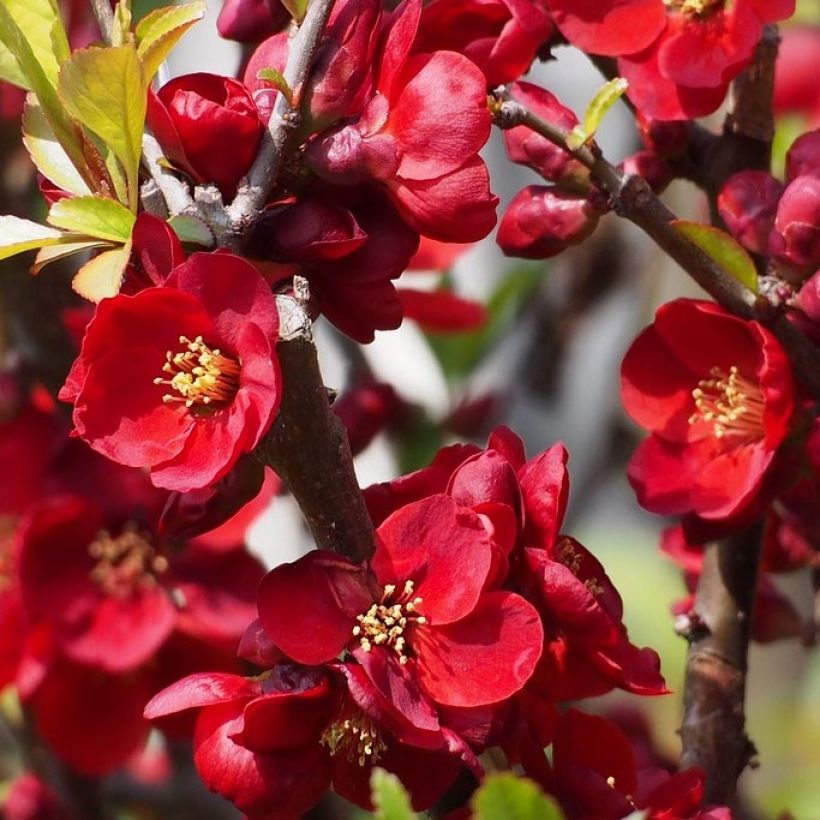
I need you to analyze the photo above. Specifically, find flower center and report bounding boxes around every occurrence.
[688,365,765,441]
[665,0,722,16]
[320,713,387,767]
[154,335,240,409]
[88,525,168,599]
[352,580,426,665]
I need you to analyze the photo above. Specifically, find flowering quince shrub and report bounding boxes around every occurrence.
[0,0,817,817]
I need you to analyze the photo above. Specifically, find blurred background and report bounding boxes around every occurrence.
[1,0,818,816]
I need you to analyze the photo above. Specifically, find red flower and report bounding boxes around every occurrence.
[618,0,795,120]
[306,0,498,242]
[147,73,262,200]
[621,299,796,528]
[59,253,282,491]
[257,494,543,709]
[414,0,553,87]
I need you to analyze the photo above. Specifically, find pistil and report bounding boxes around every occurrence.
[154,335,240,409]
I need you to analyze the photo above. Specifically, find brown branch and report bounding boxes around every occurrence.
[680,523,762,806]
[254,297,375,563]
[491,91,820,400]
[224,0,334,248]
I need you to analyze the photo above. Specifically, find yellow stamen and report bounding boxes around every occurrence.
[88,525,168,599]
[688,365,765,441]
[154,335,240,409]
[320,714,387,767]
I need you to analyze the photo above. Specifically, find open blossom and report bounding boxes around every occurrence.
[621,299,797,530]
[256,494,543,709]
[59,254,282,492]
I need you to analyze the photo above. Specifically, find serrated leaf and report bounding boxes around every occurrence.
[280,0,308,22]
[672,220,759,293]
[567,78,628,150]
[472,773,564,820]
[48,196,136,242]
[0,0,69,89]
[72,240,132,302]
[136,2,205,82]
[112,2,134,47]
[22,97,91,197]
[257,67,293,105]
[0,215,70,260]
[59,45,147,211]
[370,769,417,820]
[0,3,88,181]
[168,214,214,246]
[33,239,113,274]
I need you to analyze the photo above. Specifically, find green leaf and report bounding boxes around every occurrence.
[257,67,293,105]
[280,0,308,22]
[59,45,147,211]
[0,3,88,181]
[567,77,628,150]
[168,214,215,246]
[33,239,113,274]
[112,1,134,47]
[22,97,91,197]
[472,774,564,820]
[672,220,759,293]
[71,240,133,302]
[48,196,136,243]
[370,769,417,820]
[136,1,205,82]
[0,215,71,260]
[0,0,69,89]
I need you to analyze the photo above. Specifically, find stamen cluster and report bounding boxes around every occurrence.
[320,714,387,767]
[689,365,765,440]
[88,526,168,598]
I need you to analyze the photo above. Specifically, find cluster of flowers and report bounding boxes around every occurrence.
[145,427,731,818]
[0,369,275,779]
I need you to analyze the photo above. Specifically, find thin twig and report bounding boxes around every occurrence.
[224,0,335,248]
[89,0,114,44]
[141,133,195,216]
[492,90,820,400]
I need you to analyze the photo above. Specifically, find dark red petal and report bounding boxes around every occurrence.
[415,591,542,706]
[144,672,260,719]
[257,551,371,665]
[398,288,487,332]
[519,443,569,548]
[373,495,492,624]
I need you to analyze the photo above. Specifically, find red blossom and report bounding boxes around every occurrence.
[257,494,543,709]
[621,298,797,529]
[59,253,282,491]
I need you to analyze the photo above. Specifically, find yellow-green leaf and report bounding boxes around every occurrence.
[112,2,134,48]
[136,2,205,82]
[280,0,308,22]
[567,77,628,150]
[72,240,133,302]
[370,769,417,820]
[0,0,69,89]
[257,68,293,105]
[59,45,147,211]
[0,3,88,180]
[473,774,564,820]
[168,214,214,246]
[22,97,91,197]
[33,239,113,274]
[0,215,70,260]
[672,220,759,293]
[48,196,136,242]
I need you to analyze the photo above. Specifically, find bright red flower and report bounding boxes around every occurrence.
[618,0,796,120]
[59,253,282,492]
[621,299,797,528]
[414,0,553,87]
[147,73,262,200]
[306,0,498,242]
[257,494,543,709]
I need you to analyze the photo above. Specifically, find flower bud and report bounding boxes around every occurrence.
[243,33,289,123]
[497,185,601,259]
[217,0,288,43]
[503,82,587,187]
[147,73,262,201]
[718,170,784,255]
[636,112,689,158]
[770,174,820,273]
[785,129,820,181]
[620,150,673,194]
